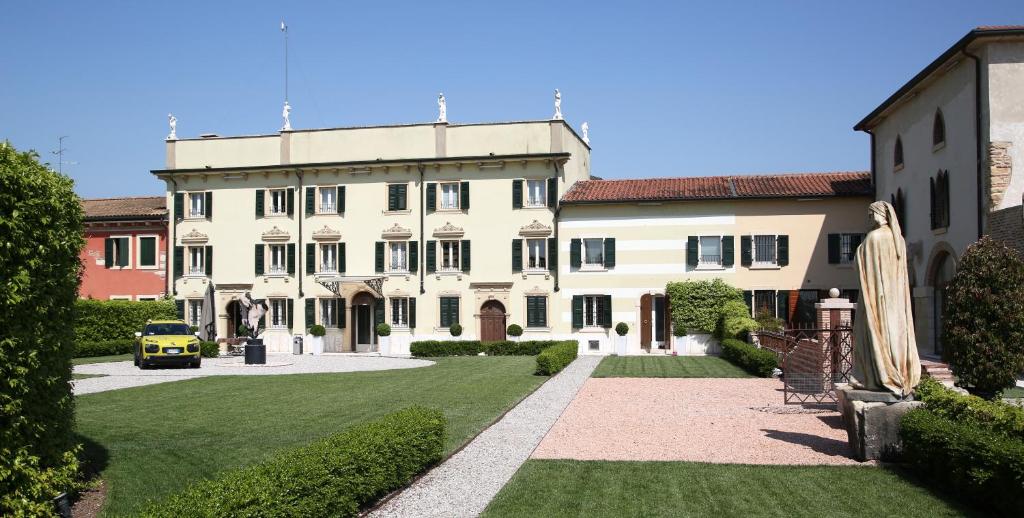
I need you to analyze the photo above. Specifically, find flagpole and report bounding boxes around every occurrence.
[282,21,289,103]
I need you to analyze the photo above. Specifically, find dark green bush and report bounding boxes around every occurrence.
[1,142,83,515]
[410,340,482,357]
[915,377,1024,441]
[506,324,523,337]
[666,279,745,335]
[943,236,1024,398]
[75,339,135,358]
[308,324,326,337]
[536,341,578,375]
[200,341,220,358]
[376,323,391,337]
[615,322,629,336]
[720,338,777,377]
[900,408,1024,515]
[74,299,177,343]
[449,323,463,337]
[715,299,758,340]
[485,340,562,356]
[142,407,446,517]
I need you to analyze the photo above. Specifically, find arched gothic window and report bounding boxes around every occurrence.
[933,110,946,147]
[894,136,904,169]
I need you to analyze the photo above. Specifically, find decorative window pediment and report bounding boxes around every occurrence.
[382,222,412,240]
[312,225,341,241]
[519,220,552,237]
[180,228,209,244]
[433,221,465,238]
[261,226,291,242]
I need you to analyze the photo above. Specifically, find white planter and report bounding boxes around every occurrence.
[674,333,719,356]
[379,336,391,355]
[615,335,628,355]
[308,335,324,355]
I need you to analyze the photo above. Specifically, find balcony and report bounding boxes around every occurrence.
[319,203,336,213]
[268,265,287,275]
[320,264,337,274]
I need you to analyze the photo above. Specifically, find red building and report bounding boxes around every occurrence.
[80,196,168,300]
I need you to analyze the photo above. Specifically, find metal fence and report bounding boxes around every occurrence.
[756,325,853,404]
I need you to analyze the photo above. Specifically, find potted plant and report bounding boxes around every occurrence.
[376,323,392,355]
[308,324,326,355]
[614,322,629,355]
[507,323,523,341]
[449,323,463,339]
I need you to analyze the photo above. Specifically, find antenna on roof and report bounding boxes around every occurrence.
[281,20,289,104]
[51,136,76,174]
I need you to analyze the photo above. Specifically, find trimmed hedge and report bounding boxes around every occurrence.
[75,339,135,358]
[200,341,220,358]
[75,299,177,343]
[915,376,1024,442]
[486,340,563,356]
[720,338,777,377]
[536,341,578,376]
[142,407,446,517]
[900,408,1024,515]
[410,340,483,357]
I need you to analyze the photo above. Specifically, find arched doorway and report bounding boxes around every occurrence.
[480,300,506,342]
[226,300,242,339]
[927,249,956,356]
[351,292,376,352]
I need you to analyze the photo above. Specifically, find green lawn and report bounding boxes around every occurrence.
[75,356,547,516]
[592,355,752,378]
[1003,385,1024,398]
[483,460,977,517]
[73,354,132,365]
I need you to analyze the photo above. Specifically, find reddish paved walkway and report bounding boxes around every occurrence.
[532,378,866,465]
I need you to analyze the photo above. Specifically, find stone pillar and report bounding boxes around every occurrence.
[815,288,855,328]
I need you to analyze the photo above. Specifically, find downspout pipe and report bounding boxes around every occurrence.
[867,129,876,200]
[169,176,178,297]
[551,161,561,292]
[297,170,304,298]
[418,164,426,295]
[963,48,985,239]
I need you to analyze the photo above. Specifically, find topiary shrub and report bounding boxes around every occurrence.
[720,338,777,377]
[715,300,758,340]
[308,324,326,337]
[1,142,84,515]
[410,341,482,357]
[506,324,523,337]
[141,407,446,517]
[449,323,463,337]
[536,341,578,375]
[376,323,391,337]
[943,236,1024,399]
[615,322,629,336]
[486,340,565,356]
[199,341,220,358]
[74,339,135,358]
[666,279,745,335]
[74,299,177,343]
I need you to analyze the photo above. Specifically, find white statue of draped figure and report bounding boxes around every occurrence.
[552,89,563,120]
[281,101,292,131]
[167,113,177,140]
[851,200,921,397]
[437,93,447,123]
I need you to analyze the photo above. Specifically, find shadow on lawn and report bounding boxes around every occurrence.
[759,429,852,458]
[75,433,109,481]
[880,464,987,518]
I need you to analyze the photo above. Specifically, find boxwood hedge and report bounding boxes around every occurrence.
[74,339,135,358]
[142,406,446,517]
[410,340,483,357]
[74,298,177,343]
[720,338,777,377]
[536,341,578,375]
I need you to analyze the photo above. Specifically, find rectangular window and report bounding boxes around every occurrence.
[526,239,547,270]
[839,234,855,264]
[390,242,408,272]
[753,235,777,265]
[270,298,288,328]
[138,236,157,268]
[439,296,459,328]
[440,240,460,272]
[268,244,286,274]
[188,299,203,328]
[440,183,460,210]
[525,179,547,207]
[583,295,605,327]
[391,297,409,327]
[388,184,407,211]
[699,235,722,265]
[320,298,338,328]
[320,243,338,273]
[106,236,131,268]
[754,291,776,318]
[583,238,604,267]
[137,296,158,301]
[269,189,288,215]
[526,295,547,328]
[319,186,337,213]
[188,246,205,275]
[188,192,205,218]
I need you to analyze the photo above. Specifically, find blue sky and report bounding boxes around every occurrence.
[2,1,1021,198]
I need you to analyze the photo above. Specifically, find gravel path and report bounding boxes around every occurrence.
[72,354,433,395]
[370,355,602,518]
[532,377,864,465]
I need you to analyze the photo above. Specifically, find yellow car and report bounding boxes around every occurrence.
[134,319,202,369]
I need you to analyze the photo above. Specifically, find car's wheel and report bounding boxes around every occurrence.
[191,358,201,369]
[133,352,139,367]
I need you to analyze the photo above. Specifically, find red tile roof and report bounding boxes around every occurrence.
[561,171,871,204]
[81,196,167,221]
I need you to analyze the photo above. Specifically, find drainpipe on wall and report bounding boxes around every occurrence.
[963,48,985,240]
[296,170,304,298]
[169,176,178,297]
[418,164,426,295]
[867,129,876,200]
[551,161,561,293]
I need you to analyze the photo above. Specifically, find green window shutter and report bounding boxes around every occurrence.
[722,236,734,267]
[397,184,407,210]
[287,299,294,330]
[426,183,436,211]
[305,298,315,327]
[140,237,156,266]
[741,236,752,267]
[338,186,345,213]
[603,238,616,268]
[526,296,536,327]
[512,239,523,272]
[512,179,523,209]
[337,298,346,328]
[388,185,398,211]
[409,241,419,273]
[777,235,789,266]
[538,297,547,327]
[173,245,183,278]
[548,237,558,272]
[776,290,790,322]
[851,234,864,254]
[460,181,470,210]
[686,236,699,267]
[204,246,212,276]
[600,295,612,328]
[174,193,184,221]
[118,238,130,267]
[570,239,582,268]
[547,177,557,208]
[460,240,471,272]
[451,298,460,325]
[571,296,584,329]
[374,299,385,326]
[175,299,185,319]
[305,187,315,216]
[743,291,753,314]
[205,191,213,220]
[426,241,436,273]
[104,238,114,268]
[375,242,385,273]
[286,188,295,216]
[255,190,265,217]
[409,298,417,329]
[287,243,296,275]
[306,243,315,274]
[439,298,449,328]
[254,244,264,275]
[827,234,840,264]
[339,243,346,273]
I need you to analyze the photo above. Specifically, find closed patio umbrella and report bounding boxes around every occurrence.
[200,283,216,341]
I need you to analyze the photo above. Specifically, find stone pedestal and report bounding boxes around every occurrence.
[836,384,921,461]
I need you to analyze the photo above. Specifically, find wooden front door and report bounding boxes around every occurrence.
[640,294,652,349]
[480,300,506,342]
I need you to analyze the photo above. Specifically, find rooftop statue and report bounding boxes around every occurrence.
[581,121,590,144]
[437,93,447,123]
[552,89,563,120]
[281,101,292,131]
[167,113,177,140]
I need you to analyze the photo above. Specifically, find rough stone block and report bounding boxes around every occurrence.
[836,385,922,461]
